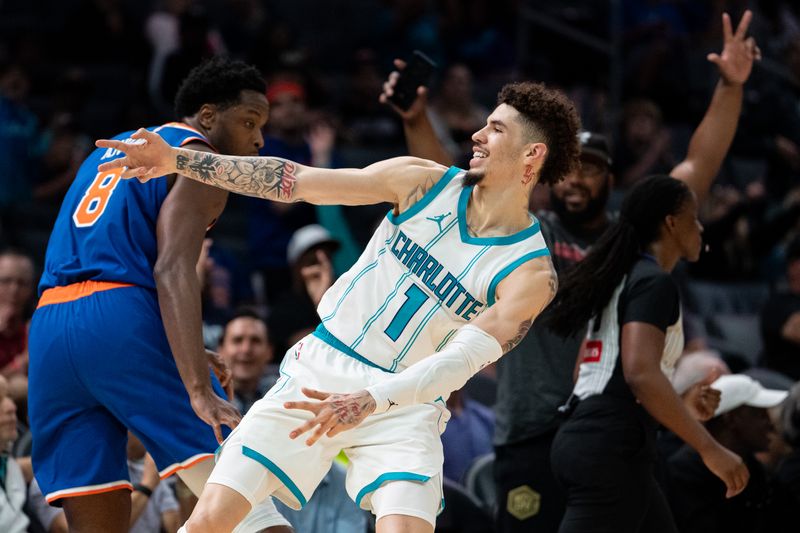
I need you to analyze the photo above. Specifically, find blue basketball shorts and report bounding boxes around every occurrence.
[28,282,228,504]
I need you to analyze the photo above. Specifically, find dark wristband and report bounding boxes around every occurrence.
[133,483,153,498]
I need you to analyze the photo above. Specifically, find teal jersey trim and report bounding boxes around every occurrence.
[313,324,394,373]
[321,225,400,323]
[242,446,307,508]
[435,329,458,351]
[267,344,296,397]
[355,472,432,508]
[457,185,541,245]
[386,166,462,225]
[486,249,551,306]
[350,217,458,350]
[390,245,491,371]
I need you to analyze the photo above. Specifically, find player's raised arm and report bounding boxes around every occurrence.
[670,10,759,203]
[95,128,448,209]
[283,255,557,446]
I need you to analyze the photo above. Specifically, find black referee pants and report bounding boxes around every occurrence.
[550,396,678,533]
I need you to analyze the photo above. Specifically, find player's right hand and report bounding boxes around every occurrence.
[379,59,429,122]
[701,443,749,498]
[95,128,176,182]
[190,388,241,444]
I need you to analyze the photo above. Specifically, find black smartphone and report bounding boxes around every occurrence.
[388,50,437,111]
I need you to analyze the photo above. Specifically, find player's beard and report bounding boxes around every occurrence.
[549,177,610,228]
[463,169,485,187]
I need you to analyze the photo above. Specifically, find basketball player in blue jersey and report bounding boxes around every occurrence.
[28,58,292,533]
[97,81,581,533]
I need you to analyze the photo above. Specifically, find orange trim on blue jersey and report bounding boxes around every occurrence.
[45,482,133,504]
[159,453,215,479]
[155,122,217,152]
[37,281,134,308]
[156,121,205,136]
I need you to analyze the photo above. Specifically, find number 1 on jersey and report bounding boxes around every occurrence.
[72,170,122,227]
[384,283,429,341]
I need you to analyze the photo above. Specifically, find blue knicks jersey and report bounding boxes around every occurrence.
[38,123,212,293]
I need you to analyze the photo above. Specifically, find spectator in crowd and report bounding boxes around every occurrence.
[615,99,675,189]
[0,249,34,378]
[248,78,329,303]
[0,63,41,245]
[668,374,789,533]
[429,63,489,166]
[155,5,226,114]
[689,182,800,282]
[762,236,800,380]
[772,381,800,506]
[268,224,339,356]
[440,389,494,483]
[273,460,368,533]
[381,10,758,531]
[217,310,277,415]
[196,238,253,349]
[0,374,27,533]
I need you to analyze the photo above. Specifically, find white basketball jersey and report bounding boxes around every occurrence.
[315,167,549,372]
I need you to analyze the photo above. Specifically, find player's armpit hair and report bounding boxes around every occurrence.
[365,325,502,413]
[174,150,299,202]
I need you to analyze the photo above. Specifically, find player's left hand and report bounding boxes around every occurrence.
[708,10,761,86]
[206,349,234,401]
[285,388,377,446]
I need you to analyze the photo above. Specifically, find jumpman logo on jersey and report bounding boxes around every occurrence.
[426,211,451,233]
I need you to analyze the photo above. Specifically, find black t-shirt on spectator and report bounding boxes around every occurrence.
[760,291,800,380]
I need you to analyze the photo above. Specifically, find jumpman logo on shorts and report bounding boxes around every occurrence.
[426,212,451,233]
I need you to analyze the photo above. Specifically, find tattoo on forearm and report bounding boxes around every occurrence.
[330,393,376,425]
[175,150,299,201]
[502,319,532,353]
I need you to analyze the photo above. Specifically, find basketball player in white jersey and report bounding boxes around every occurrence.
[96,81,581,533]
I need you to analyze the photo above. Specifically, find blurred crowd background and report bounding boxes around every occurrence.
[4,0,800,532]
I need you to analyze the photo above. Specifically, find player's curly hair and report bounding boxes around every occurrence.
[498,82,581,186]
[174,57,266,118]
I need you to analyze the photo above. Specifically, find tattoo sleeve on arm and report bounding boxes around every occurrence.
[175,150,300,201]
[402,176,435,208]
[544,256,558,311]
[502,319,532,353]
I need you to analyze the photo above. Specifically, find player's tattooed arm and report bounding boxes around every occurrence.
[501,319,533,353]
[543,256,558,311]
[174,149,301,202]
[328,392,378,425]
[285,388,377,446]
[402,175,435,206]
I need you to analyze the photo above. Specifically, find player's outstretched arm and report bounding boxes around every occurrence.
[96,129,447,208]
[284,256,557,446]
[670,10,759,203]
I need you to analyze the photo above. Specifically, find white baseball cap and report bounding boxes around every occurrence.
[712,374,788,417]
[287,224,340,265]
